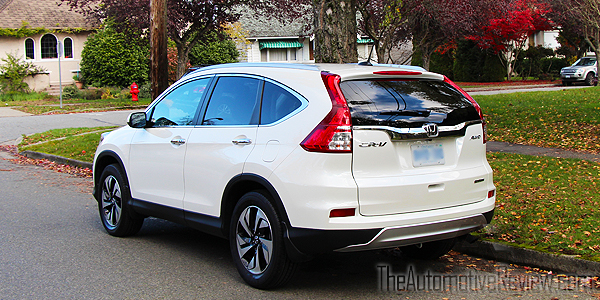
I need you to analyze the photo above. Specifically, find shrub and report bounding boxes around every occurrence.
[81,23,149,88]
[188,32,239,67]
[0,52,46,93]
[62,85,80,99]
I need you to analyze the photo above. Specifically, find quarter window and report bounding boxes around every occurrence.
[149,78,211,127]
[25,38,35,60]
[41,34,58,59]
[202,77,261,126]
[260,81,301,124]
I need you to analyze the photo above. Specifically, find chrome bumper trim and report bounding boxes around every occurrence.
[335,214,488,252]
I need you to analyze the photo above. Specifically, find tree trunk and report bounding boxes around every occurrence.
[150,0,169,100]
[312,0,358,63]
[176,44,191,80]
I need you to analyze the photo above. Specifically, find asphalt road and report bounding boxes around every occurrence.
[0,110,140,145]
[0,150,598,298]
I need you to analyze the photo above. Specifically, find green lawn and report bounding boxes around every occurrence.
[475,87,600,153]
[2,91,151,115]
[486,152,600,262]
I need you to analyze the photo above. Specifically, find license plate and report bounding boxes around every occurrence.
[411,144,445,167]
[565,75,571,78]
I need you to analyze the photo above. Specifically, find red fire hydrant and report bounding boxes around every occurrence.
[130,82,139,101]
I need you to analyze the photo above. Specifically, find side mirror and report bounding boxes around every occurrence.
[128,112,147,128]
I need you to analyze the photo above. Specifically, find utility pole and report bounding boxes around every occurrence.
[150,0,169,100]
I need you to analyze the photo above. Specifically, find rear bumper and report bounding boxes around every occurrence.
[285,209,494,257]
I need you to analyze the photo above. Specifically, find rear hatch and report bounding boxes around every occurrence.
[340,76,491,216]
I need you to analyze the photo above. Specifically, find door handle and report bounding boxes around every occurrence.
[171,138,186,146]
[232,139,252,145]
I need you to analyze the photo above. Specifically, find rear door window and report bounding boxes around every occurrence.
[202,76,261,126]
[339,80,479,127]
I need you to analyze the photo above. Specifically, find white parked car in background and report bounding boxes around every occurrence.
[93,63,496,289]
[560,56,597,86]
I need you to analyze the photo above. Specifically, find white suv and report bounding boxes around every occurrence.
[93,63,495,289]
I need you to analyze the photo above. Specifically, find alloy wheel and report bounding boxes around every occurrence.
[101,175,122,229]
[235,205,273,275]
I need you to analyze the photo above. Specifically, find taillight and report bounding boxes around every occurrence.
[300,72,352,153]
[443,76,487,143]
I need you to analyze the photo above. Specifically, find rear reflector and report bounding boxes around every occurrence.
[488,190,495,198]
[373,71,422,76]
[329,208,356,218]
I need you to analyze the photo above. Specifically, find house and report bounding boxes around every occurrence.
[237,11,378,63]
[0,0,97,92]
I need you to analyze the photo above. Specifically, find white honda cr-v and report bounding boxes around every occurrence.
[93,63,495,289]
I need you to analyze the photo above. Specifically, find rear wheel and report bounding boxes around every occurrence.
[98,164,144,237]
[229,191,297,289]
[399,238,456,260]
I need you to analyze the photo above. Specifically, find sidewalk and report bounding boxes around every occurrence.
[0,107,32,117]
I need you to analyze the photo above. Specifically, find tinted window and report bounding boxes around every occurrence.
[260,81,301,124]
[340,80,479,127]
[203,77,260,126]
[150,78,210,126]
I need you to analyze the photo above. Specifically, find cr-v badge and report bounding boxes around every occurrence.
[359,141,387,148]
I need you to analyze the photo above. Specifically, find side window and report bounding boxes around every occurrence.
[63,38,73,59]
[202,76,260,126]
[149,78,210,127]
[25,38,35,60]
[260,81,301,124]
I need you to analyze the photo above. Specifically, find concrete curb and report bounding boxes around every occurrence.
[19,150,92,170]
[454,239,600,275]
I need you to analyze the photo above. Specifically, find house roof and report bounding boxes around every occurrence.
[0,0,96,30]
[238,7,312,38]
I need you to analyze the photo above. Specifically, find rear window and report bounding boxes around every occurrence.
[339,80,479,128]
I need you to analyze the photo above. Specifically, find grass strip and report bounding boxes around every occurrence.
[19,127,118,162]
[484,152,600,262]
[475,87,600,153]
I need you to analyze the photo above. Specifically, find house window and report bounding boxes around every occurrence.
[25,38,35,60]
[41,34,58,59]
[64,37,73,58]
[260,48,299,62]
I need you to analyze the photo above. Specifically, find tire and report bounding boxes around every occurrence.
[229,191,297,289]
[98,164,144,237]
[585,73,595,86]
[399,238,456,260]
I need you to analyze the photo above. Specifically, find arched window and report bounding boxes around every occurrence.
[63,37,73,59]
[25,38,35,60]
[41,34,58,59]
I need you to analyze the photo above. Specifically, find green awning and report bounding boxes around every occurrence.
[357,38,374,44]
[259,40,303,50]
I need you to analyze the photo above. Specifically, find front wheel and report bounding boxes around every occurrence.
[229,191,297,289]
[98,164,144,237]
[399,238,456,260]
[585,73,598,86]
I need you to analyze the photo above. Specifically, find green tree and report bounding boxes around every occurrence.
[188,33,239,66]
[80,24,149,88]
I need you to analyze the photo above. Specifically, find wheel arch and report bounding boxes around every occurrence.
[220,174,290,237]
[93,150,129,202]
